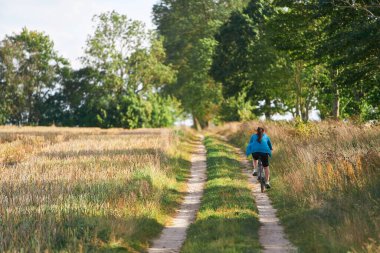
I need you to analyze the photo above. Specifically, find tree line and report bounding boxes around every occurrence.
[1,1,379,128]
[154,0,379,127]
[0,11,180,127]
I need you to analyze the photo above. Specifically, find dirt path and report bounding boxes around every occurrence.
[236,148,297,253]
[148,136,207,253]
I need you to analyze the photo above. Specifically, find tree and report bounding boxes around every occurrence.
[153,0,249,128]
[219,91,256,122]
[0,28,68,125]
[273,0,380,120]
[80,11,179,128]
[317,0,380,120]
[211,0,378,122]
[332,0,380,19]
[211,0,293,120]
[82,11,148,94]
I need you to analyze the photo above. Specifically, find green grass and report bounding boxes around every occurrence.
[214,121,380,253]
[181,136,260,253]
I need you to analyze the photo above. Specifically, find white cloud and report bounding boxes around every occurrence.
[0,0,158,69]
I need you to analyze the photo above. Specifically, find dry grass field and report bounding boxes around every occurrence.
[212,121,380,252]
[0,126,195,252]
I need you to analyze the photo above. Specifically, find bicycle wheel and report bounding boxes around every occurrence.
[259,160,265,193]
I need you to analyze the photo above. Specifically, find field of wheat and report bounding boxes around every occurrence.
[212,121,380,252]
[0,126,194,252]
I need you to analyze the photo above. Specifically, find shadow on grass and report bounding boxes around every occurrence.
[118,130,171,136]
[39,147,192,183]
[183,216,260,253]
[0,175,186,252]
[0,151,190,252]
[200,185,256,211]
[1,129,198,252]
[0,207,164,252]
[40,148,168,159]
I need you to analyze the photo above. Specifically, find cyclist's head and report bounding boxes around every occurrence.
[257,127,265,143]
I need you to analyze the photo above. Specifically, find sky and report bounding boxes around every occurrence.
[0,0,158,69]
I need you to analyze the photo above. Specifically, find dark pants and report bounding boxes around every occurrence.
[252,152,269,167]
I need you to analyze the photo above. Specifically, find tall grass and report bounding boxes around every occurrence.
[0,127,195,252]
[212,121,380,252]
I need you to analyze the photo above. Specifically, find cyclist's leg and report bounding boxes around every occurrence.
[264,166,270,183]
[252,159,258,169]
[261,154,271,187]
[252,153,259,176]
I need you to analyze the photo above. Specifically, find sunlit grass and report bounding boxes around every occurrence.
[212,121,380,252]
[0,127,195,252]
[181,136,260,253]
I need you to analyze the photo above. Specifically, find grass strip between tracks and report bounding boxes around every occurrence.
[181,136,260,253]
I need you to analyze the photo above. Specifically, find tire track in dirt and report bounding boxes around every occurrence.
[148,136,207,253]
[236,147,297,253]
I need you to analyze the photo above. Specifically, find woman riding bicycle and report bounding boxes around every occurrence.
[246,127,273,189]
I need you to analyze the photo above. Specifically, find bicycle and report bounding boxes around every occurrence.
[257,158,266,193]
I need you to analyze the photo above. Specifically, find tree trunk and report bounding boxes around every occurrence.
[192,114,202,131]
[291,109,296,118]
[264,97,271,120]
[302,106,309,122]
[296,96,300,118]
[28,93,33,124]
[332,83,340,120]
[331,69,340,120]
[294,61,303,119]
[304,87,314,122]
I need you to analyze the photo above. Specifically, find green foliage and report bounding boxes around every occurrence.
[76,11,180,128]
[212,0,379,122]
[83,11,176,94]
[147,93,182,128]
[220,92,256,122]
[293,117,320,137]
[272,0,380,121]
[93,91,181,129]
[2,1,379,125]
[82,11,146,93]
[359,101,380,122]
[153,0,249,128]
[0,28,68,125]
[211,0,296,119]
[0,12,180,128]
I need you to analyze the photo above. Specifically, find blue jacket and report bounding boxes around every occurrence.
[246,133,273,157]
